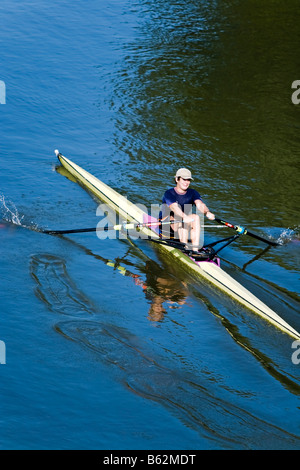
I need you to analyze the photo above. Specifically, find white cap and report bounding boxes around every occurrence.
[175,168,194,180]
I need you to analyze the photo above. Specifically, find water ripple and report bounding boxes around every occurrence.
[30,252,300,449]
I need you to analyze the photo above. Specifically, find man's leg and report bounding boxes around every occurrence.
[189,214,200,249]
[177,214,200,249]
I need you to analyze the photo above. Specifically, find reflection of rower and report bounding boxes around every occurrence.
[75,241,188,323]
[48,232,188,323]
[134,261,189,322]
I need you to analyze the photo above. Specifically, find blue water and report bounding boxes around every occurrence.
[1,0,300,450]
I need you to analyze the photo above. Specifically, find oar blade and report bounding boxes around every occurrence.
[214,217,280,246]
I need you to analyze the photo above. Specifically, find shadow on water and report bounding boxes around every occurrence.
[54,318,300,450]
[30,254,95,317]
[29,248,300,449]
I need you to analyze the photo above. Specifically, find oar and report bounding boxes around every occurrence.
[42,218,246,237]
[42,219,182,235]
[214,217,280,246]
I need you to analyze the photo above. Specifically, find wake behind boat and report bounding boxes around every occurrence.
[52,150,300,341]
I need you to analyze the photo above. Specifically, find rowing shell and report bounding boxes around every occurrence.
[54,150,300,340]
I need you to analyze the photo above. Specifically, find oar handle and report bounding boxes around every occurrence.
[214,218,237,230]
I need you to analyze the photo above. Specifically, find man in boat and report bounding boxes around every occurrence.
[161,168,215,251]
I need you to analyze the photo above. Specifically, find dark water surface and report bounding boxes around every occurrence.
[0,0,299,449]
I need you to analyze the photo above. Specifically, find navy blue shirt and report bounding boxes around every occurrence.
[161,188,202,218]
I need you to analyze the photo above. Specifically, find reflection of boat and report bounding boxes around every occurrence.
[54,150,300,340]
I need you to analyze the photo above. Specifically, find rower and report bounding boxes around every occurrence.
[160,168,215,251]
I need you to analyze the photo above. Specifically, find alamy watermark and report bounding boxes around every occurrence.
[291,80,300,104]
[291,340,300,365]
[95,201,205,247]
[0,340,6,364]
[0,80,6,104]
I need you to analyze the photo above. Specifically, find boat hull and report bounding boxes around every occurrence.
[55,152,300,340]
